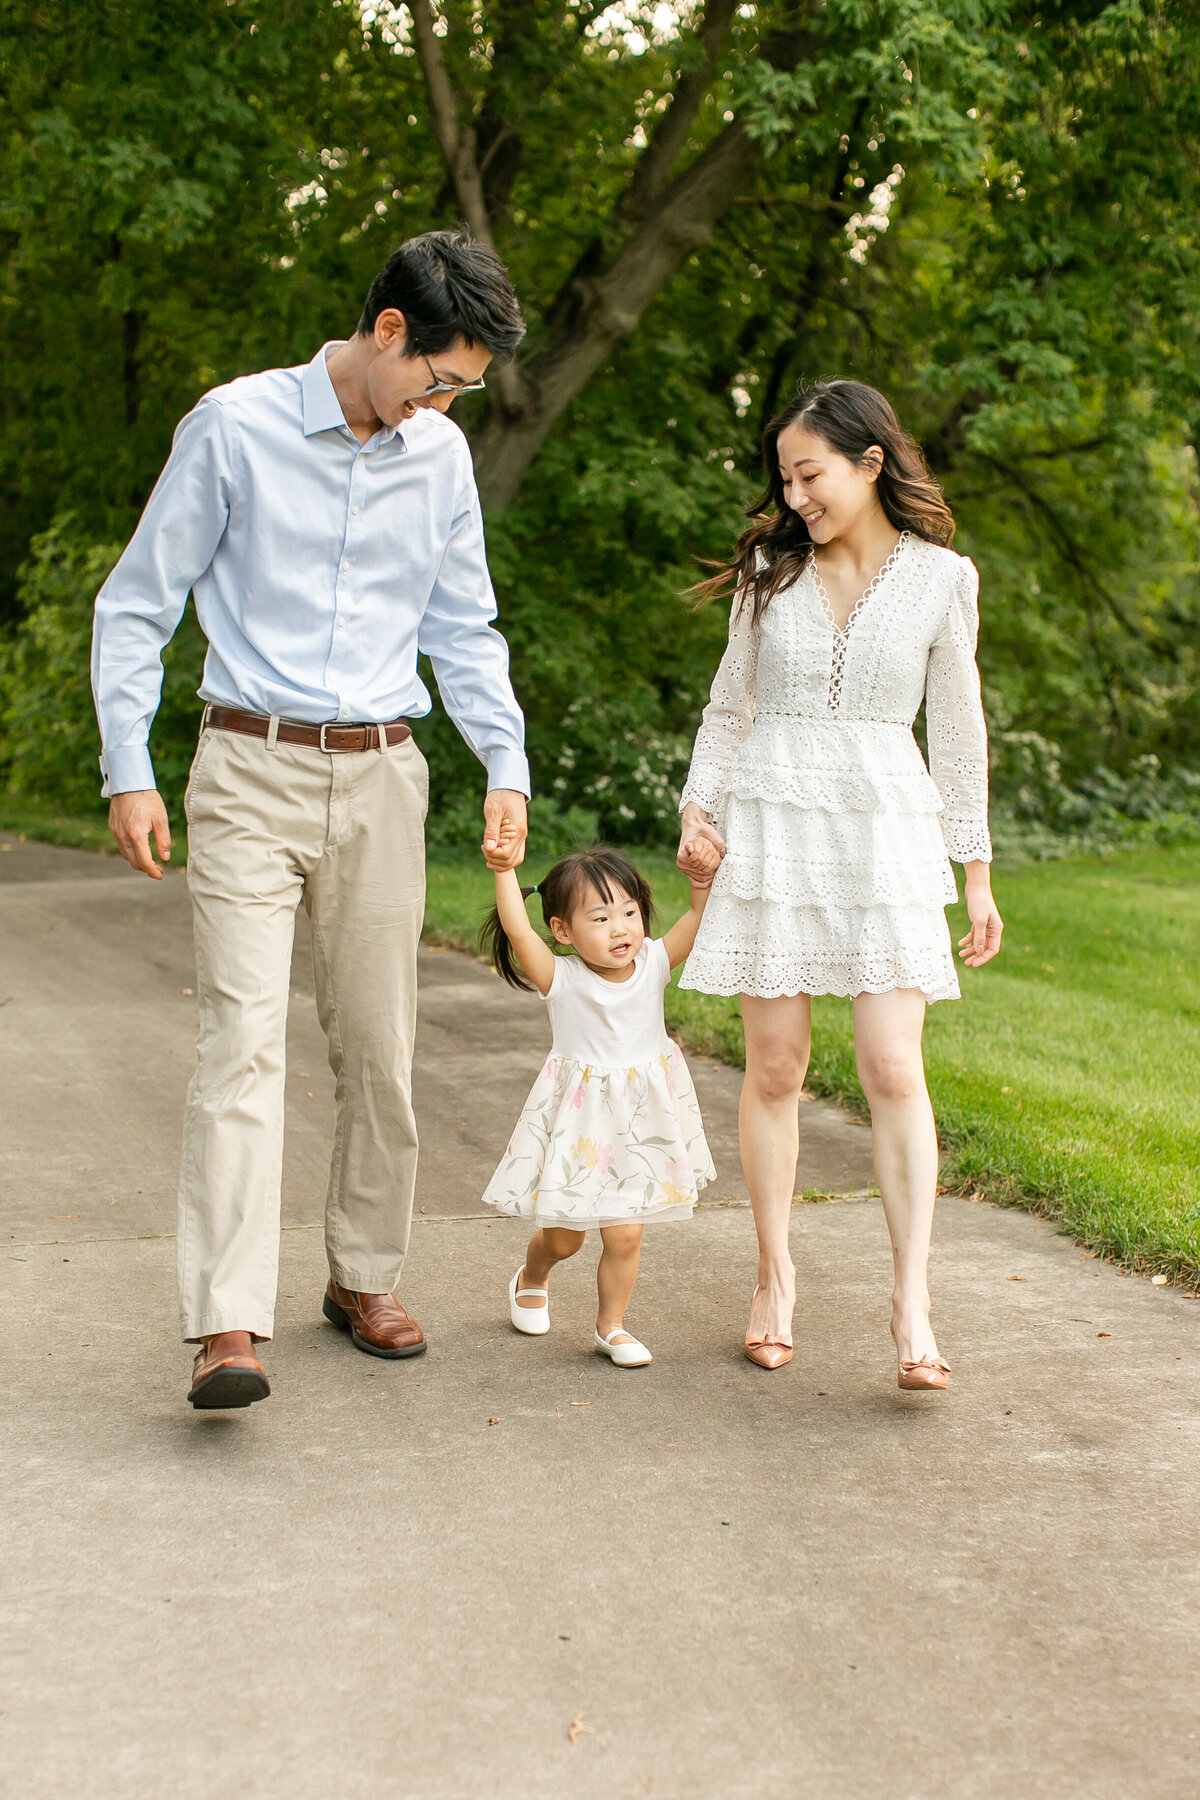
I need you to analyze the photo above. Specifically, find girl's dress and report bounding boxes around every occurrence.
[482,938,716,1229]
[679,533,992,1005]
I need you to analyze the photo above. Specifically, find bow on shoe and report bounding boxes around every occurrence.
[898,1355,952,1391]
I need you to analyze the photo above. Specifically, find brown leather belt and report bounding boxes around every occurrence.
[204,704,412,752]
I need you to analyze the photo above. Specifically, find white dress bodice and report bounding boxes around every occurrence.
[677,534,992,1004]
[546,939,672,1068]
[680,534,992,866]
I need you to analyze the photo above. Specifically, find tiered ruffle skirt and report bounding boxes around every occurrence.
[680,716,961,1003]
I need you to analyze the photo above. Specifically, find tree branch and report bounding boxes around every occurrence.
[409,0,528,410]
[409,0,495,249]
[621,0,740,220]
[470,7,827,509]
[470,2,548,222]
[980,451,1164,652]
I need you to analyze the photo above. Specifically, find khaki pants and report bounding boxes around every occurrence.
[177,725,428,1341]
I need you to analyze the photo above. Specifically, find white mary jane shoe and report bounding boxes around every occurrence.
[509,1266,550,1336]
[594,1328,652,1368]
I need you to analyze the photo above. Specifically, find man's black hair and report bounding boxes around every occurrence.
[357,227,525,365]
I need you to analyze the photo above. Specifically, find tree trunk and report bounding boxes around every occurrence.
[411,1,823,512]
[470,122,760,512]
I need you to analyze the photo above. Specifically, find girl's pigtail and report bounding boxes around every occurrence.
[479,885,541,993]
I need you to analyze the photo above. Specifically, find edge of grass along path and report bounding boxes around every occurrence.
[427,845,1200,1293]
[0,800,118,855]
[6,798,1196,1291]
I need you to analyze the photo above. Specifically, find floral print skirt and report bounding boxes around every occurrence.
[481,1041,716,1230]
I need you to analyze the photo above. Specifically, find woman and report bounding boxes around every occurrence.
[676,380,1002,1388]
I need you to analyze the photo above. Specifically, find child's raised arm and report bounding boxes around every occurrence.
[488,867,558,996]
[662,837,722,970]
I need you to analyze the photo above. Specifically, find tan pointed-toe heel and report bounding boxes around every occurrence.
[744,1284,793,1370]
[897,1355,951,1391]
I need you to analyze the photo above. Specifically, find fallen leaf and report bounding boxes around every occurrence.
[49,1214,78,1220]
[1006,1274,1023,1281]
[1151,1274,1168,1286]
[488,1416,501,1425]
[568,1715,594,1745]
[1097,1331,1112,1338]
[181,987,193,995]
[571,1400,591,1408]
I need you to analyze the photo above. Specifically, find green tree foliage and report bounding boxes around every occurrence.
[0,1,1197,841]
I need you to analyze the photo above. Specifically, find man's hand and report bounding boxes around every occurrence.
[482,789,528,872]
[108,789,172,880]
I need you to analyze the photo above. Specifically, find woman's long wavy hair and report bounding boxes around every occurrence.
[480,847,654,992]
[695,380,956,625]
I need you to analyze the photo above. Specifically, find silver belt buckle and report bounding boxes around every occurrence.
[319,722,358,752]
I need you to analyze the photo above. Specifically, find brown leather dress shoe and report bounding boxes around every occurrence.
[187,1332,271,1409]
[322,1281,427,1359]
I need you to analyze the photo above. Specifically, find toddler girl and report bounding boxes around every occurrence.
[480,845,720,1366]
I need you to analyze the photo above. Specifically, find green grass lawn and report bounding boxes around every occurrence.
[9,796,1195,1286]
[428,844,1200,1290]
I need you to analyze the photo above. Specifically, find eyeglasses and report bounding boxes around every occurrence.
[420,351,487,397]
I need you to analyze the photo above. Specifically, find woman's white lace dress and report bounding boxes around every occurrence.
[678,533,991,1004]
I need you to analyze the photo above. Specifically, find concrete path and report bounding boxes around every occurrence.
[1,834,1197,1799]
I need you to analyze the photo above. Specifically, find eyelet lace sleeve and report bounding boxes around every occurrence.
[926,558,992,864]
[679,591,758,817]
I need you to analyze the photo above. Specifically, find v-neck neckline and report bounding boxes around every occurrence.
[810,531,910,637]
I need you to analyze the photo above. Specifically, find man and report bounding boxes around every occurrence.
[92,229,529,1410]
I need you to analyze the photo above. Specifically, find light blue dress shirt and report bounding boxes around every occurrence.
[91,343,530,798]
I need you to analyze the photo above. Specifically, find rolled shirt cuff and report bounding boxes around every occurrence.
[484,748,531,797]
[99,744,157,798]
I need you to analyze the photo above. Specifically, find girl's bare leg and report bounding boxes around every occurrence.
[516,1226,585,1305]
[597,1223,644,1339]
[739,994,812,1344]
[852,988,942,1367]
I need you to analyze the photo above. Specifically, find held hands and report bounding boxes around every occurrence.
[677,803,725,887]
[680,835,722,889]
[108,789,172,880]
[482,789,528,872]
[958,867,1003,967]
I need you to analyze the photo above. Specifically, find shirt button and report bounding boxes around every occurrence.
[342,560,350,571]
[352,506,360,517]
[337,619,346,629]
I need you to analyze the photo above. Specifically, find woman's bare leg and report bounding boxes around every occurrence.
[739,994,812,1344]
[852,989,942,1367]
[596,1223,644,1339]
[516,1226,585,1306]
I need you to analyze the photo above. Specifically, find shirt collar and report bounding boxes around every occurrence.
[301,342,405,449]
